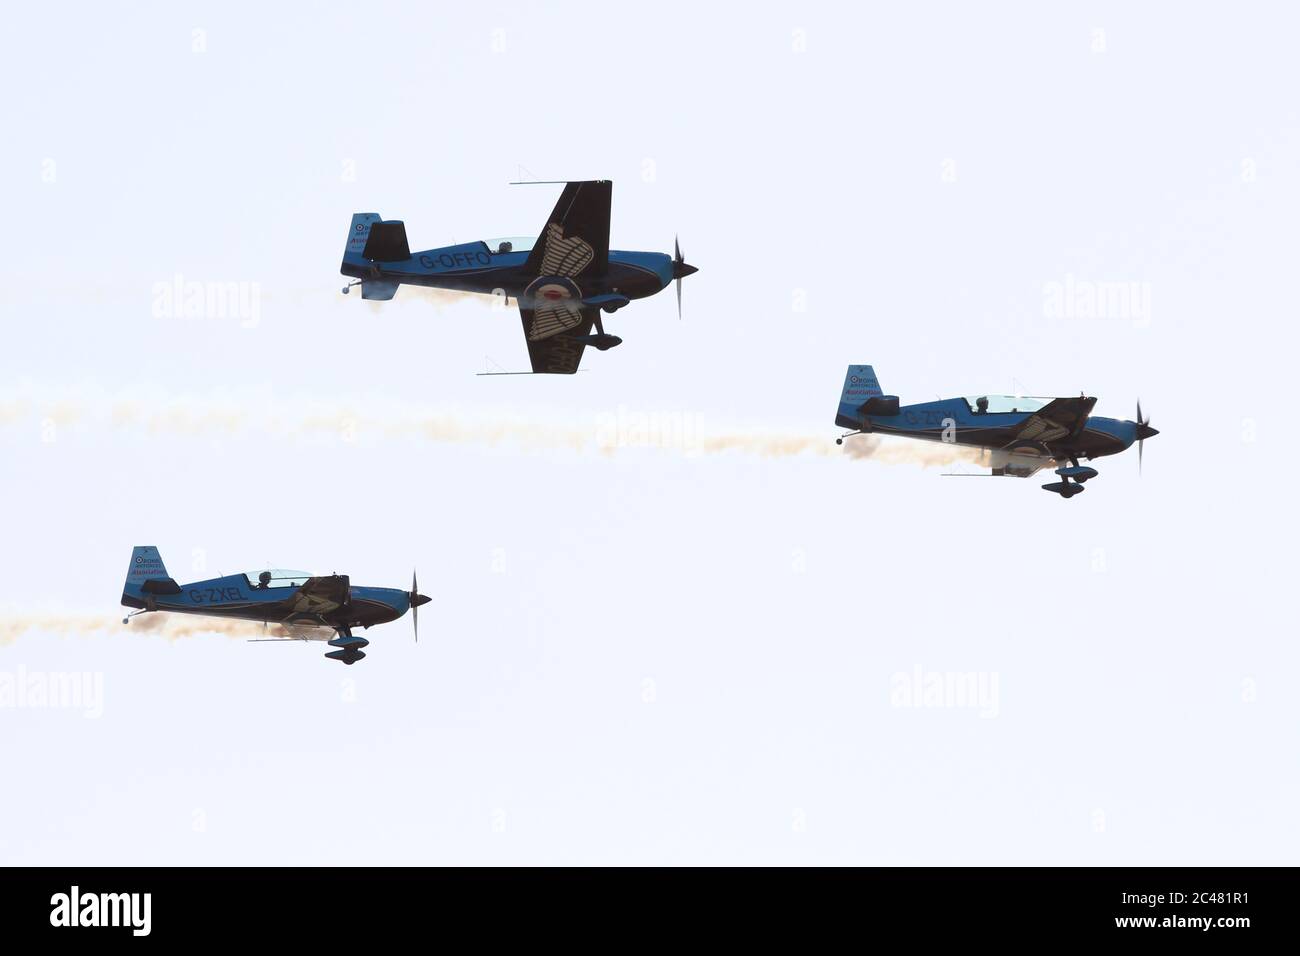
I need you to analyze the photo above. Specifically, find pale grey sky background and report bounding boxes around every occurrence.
[1,1,1296,864]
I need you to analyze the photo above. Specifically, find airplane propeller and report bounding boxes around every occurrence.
[671,236,697,319]
[409,570,431,642]
[1135,400,1158,474]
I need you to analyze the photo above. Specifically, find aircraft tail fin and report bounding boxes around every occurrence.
[342,213,382,267]
[836,365,883,429]
[342,213,410,298]
[122,546,179,604]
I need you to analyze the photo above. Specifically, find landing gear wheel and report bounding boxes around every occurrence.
[325,648,367,665]
[1041,479,1084,498]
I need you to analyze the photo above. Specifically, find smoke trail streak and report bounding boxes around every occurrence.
[363,285,503,314]
[0,384,992,468]
[841,434,995,468]
[692,432,990,467]
[0,613,331,647]
[2,281,502,313]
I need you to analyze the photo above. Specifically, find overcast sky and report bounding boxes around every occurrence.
[1,1,1296,864]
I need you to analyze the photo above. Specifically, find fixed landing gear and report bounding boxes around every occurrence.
[1041,480,1085,498]
[325,627,369,664]
[325,648,366,665]
[1041,458,1097,498]
[578,311,623,351]
[122,596,158,624]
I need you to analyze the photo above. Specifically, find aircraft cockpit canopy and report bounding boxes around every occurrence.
[483,236,537,255]
[244,569,312,590]
[964,395,1052,415]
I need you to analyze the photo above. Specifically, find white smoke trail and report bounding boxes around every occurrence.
[691,432,989,466]
[362,285,504,314]
[2,279,504,314]
[840,434,995,468]
[0,383,992,468]
[0,613,331,647]
[0,387,1004,647]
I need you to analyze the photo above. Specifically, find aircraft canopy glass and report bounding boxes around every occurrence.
[483,236,536,254]
[244,569,313,590]
[963,395,1053,415]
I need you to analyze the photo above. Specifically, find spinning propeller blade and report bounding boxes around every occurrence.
[411,571,420,643]
[675,236,683,319]
[1134,400,1158,474]
[670,235,697,319]
[407,572,432,642]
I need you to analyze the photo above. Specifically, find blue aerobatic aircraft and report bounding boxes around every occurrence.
[339,179,698,374]
[120,546,430,664]
[834,365,1158,498]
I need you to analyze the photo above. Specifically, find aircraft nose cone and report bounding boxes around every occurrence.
[412,593,432,607]
[1136,423,1159,441]
[672,261,698,280]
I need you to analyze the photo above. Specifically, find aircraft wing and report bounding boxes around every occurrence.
[946,457,1054,479]
[518,303,596,374]
[1007,397,1097,445]
[989,457,1053,479]
[523,181,611,278]
[286,574,351,616]
[249,626,334,643]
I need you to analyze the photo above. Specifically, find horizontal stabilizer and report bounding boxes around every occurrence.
[362,279,400,301]
[362,220,411,262]
[140,577,182,595]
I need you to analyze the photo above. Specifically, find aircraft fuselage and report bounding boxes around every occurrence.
[121,573,412,631]
[846,398,1142,461]
[342,243,674,304]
